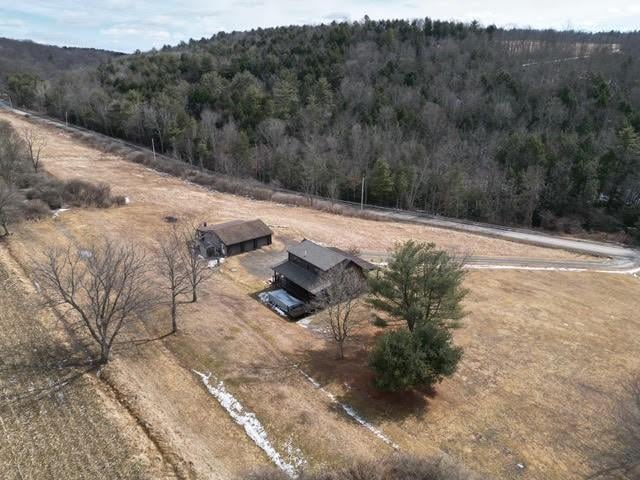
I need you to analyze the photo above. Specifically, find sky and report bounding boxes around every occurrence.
[0,0,638,53]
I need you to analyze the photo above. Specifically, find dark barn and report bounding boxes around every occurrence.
[197,219,273,257]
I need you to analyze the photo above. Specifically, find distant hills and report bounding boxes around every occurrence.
[0,37,122,81]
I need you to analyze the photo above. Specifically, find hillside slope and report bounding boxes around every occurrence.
[8,21,640,238]
[0,37,121,79]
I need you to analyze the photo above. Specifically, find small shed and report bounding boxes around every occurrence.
[197,219,273,257]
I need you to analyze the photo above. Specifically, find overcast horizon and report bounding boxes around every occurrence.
[0,0,639,53]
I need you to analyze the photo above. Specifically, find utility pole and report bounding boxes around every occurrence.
[360,175,365,210]
[65,111,68,127]
[151,138,157,161]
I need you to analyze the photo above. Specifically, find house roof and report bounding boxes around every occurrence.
[273,260,331,295]
[198,219,272,246]
[288,239,376,272]
[329,247,376,271]
[288,239,347,271]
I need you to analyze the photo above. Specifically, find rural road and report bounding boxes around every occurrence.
[2,101,639,274]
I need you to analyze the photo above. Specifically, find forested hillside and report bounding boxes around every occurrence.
[0,37,120,80]
[0,37,121,108]
[7,20,640,238]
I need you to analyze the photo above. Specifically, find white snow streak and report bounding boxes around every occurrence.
[297,368,400,450]
[52,208,70,217]
[193,370,302,477]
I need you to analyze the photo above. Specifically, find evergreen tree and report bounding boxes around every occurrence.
[368,158,394,205]
[369,322,463,391]
[368,240,467,332]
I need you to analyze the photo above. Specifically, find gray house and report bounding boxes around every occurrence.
[197,219,273,257]
[272,239,375,302]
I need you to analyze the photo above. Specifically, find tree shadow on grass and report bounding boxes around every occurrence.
[0,341,97,409]
[293,330,436,424]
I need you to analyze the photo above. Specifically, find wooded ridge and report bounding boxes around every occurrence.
[4,20,640,240]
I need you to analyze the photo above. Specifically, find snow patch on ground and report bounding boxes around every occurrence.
[193,370,303,477]
[52,208,70,218]
[297,368,400,450]
[208,257,224,269]
[296,316,313,329]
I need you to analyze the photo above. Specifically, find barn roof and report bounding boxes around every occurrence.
[198,219,272,246]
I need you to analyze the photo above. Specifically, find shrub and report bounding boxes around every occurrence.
[247,454,481,480]
[21,199,51,220]
[372,316,388,328]
[62,179,114,207]
[112,195,127,206]
[369,322,462,392]
[127,152,151,165]
[25,181,64,209]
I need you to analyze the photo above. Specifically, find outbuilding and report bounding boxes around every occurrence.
[197,219,273,257]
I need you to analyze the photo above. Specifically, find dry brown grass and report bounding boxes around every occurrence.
[0,109,637,479]
[0,248,168,479]
[294,270,640,479]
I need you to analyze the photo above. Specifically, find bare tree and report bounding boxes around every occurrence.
[22,128,47,173]
[0,181,20,236]
[36,240,154,364]
[180,225,212,303]
[313,265,367,359]
[591,376,640,479]
[156,226,190,333]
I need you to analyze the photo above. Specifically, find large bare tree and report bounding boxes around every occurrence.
[36,240,154,364]
[21,128,47,173]
[156,226,190,333]
[314,264,367,359]
[180,225,212,303]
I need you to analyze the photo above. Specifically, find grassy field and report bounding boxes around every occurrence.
[0,109,639,479]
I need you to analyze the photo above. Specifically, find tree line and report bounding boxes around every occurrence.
[5,20,640,239]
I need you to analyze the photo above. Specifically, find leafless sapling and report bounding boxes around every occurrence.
[156,226,190,333]
[313,264,367,359]
[36,240,154,364]
[22,128,47,173]
[180,225,212,303]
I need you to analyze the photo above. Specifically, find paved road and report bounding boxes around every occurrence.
[2,101,639,274]
[362,251,640,273]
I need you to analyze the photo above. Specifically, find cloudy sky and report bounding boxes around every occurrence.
[0,0,638,53]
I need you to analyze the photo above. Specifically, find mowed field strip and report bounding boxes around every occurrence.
[0,248,170,480]
[1,109,640,479]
